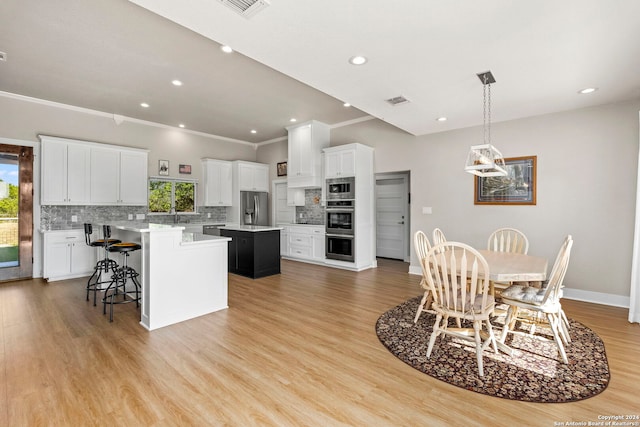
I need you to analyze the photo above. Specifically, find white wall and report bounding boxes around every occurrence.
[258,99,640,304]
[3,92,640,304]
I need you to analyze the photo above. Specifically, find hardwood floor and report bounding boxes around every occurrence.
[1,258,638,426]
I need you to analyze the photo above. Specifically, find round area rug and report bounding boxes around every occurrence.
[376,296,610,402]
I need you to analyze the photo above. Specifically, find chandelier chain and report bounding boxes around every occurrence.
[482,74,492,146]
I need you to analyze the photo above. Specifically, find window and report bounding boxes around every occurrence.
[148,178,196,214]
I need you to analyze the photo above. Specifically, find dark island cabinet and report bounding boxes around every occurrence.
[221,229,281,279]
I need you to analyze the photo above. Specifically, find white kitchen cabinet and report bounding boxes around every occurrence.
[287,187,305,206]
[40,137,90,205]
[90,147,148,205]
[40,135,148,206]
[43,230,96,281]
[119,150,149,204]
[236,161,269,192]
[324,148,356,178]
[202,159,233,206]
[284,225,325,264]
[90,146,119,204]
[280,225,290,256]
[286,120,329,188]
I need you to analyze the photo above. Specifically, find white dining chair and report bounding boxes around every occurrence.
[432,228,447,246]
[499,235,574,364]
[425,241,498,377]
[413,230,433,323]
[487,227,529,254]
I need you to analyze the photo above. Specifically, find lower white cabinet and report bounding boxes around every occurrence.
[43,230,96,281]
[280,228,289,256]
[281,225,325,264]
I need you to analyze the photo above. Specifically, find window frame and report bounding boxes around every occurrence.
[147,176,198,216]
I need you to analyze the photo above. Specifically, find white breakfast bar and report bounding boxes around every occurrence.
[99,222,231,331]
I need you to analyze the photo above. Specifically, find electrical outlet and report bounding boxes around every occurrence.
[207,213,211,218]
[136,213,145,220]
[128,214,134,220]
[71,215,77,222]
[422,207,433,214]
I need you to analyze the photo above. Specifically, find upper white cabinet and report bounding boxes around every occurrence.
[202,159,233,206]
[118,150,149,204]
[324,148,356,178]
[90,146,148,205]
[235,161,269,192]
[40,135,148,206]
[286,120,330,188]
[41,138,90,205]
[90,147,119,204]
[287,187,305,206]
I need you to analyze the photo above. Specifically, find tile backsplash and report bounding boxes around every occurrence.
[295,188,325,225]
[40,205,227,230]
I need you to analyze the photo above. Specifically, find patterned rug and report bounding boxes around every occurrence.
[376,296,610,402]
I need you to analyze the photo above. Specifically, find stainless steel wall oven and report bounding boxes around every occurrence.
[325,200,354,235]
[326,234,354,262]
[326,200,355,262]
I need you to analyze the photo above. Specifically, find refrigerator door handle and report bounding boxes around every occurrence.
[254,195,259,223]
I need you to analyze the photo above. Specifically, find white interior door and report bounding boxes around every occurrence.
[273,181,294,225]
[376,173,409,260]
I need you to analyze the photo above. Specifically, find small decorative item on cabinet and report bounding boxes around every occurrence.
[159,160,169,176]
[277,161,287,176]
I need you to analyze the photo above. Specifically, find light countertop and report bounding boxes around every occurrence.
[220,225,283,232]
[181,232,231,244]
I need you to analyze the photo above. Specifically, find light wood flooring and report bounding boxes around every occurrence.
[0,258,638,426]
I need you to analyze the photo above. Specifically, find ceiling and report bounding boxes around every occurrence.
[2,0,640,144]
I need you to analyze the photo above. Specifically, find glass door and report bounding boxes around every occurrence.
[0,144,33,281]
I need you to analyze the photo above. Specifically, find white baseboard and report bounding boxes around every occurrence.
[408,264,629,309]
[563,288,629,308]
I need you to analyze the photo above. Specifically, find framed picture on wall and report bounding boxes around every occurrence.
[474,156,537,205]
[179,164,192,174]
[277,161,287,177]
[159,160,169,176]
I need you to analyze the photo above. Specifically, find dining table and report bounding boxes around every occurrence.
[476,249,548,295]
[436,248,549,355]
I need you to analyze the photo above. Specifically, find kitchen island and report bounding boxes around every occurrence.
[99,222,231,331]
[220,225,282,279]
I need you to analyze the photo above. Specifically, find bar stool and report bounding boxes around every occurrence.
[84,223,121,306]
[102,238,142,322]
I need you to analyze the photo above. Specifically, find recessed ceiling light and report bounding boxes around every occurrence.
[250,129,257,134]
[179,124,185,128]
[578,87,598,94]
[436,117,447,122]
[221,45,233,53]
[289,118,297,123]
[172,79,183,86]
[140,102,149,108]
[348,55,368,66]
[343,102,351,107]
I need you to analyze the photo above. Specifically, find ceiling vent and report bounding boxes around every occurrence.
[385,95,410,106]
[217,0,270,18]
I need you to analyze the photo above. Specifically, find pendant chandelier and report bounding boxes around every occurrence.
[464,71,507,177]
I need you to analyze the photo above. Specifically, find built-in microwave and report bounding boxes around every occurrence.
[326,177,355,200]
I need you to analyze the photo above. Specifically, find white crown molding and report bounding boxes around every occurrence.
[0,91,255,147]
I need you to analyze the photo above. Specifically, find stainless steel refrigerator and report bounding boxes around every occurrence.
[240,191,269,225]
